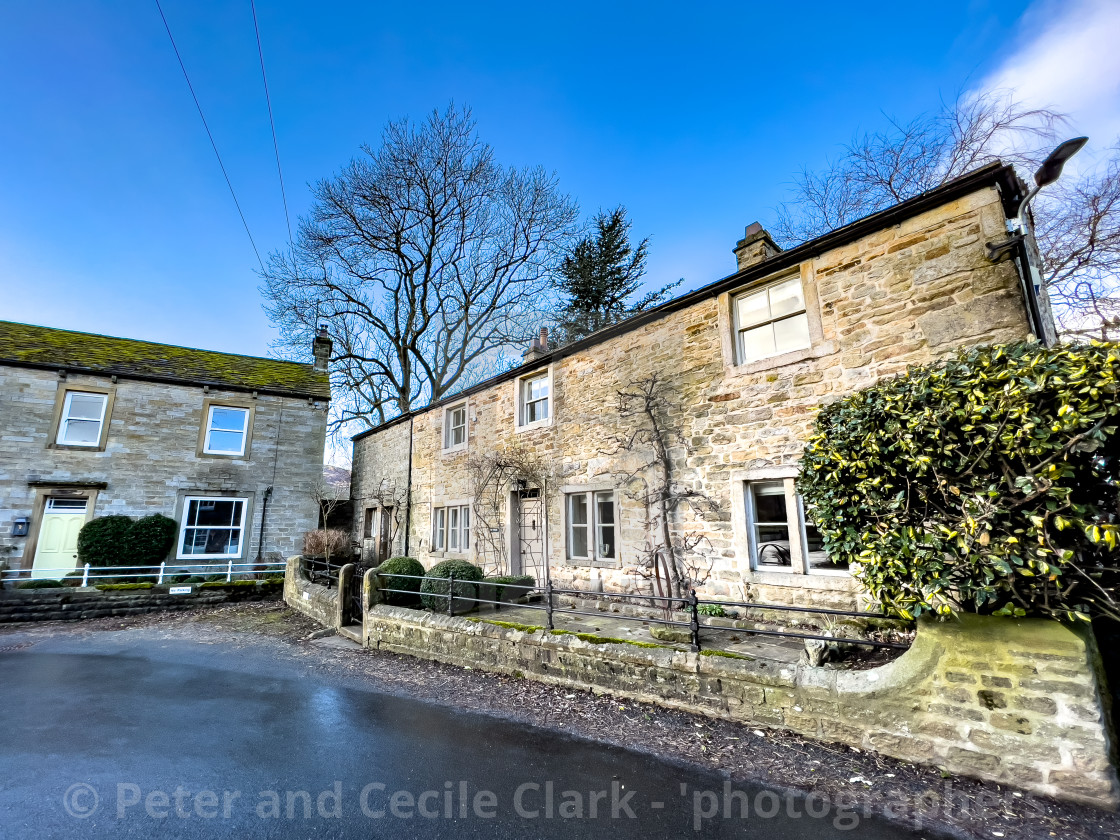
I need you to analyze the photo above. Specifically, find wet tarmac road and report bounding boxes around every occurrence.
[0,634,916,839]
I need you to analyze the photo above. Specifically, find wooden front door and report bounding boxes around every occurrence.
[377,508,392,563]
[31,497,89,580]
[514,489,544,577]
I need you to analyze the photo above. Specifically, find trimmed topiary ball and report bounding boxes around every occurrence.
[76,515,135,568]
[376,556,425,606]
[420,559,484,611]
[126,514,178,567]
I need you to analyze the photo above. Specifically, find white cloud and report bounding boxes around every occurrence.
[981,0,1120,152]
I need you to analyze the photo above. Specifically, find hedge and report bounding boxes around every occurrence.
[798,341,1120,623]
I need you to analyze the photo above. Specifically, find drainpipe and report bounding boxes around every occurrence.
[255,485,273,564]
[403,417,414,556]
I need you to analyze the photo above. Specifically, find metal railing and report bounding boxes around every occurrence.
[1,560,287,588]
[301,556,349,588]
[372,572,913,652]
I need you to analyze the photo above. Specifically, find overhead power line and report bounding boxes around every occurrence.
[250,0,295,251]
[154,0,265,270]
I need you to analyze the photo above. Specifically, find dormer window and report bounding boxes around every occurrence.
[732,274,811,364]
[519,372,549,426]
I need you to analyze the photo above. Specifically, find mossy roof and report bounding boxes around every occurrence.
[0,320,330,400]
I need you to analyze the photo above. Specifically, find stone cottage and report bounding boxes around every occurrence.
[350,163,1053,608]
[0,321,331,579]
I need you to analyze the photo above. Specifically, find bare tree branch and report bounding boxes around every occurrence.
[261,104,579,436]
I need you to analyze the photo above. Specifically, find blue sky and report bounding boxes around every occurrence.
[2,0,1116,359]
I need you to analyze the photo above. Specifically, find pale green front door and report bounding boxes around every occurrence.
[31,498,89,580]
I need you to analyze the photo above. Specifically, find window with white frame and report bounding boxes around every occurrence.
[566,490,616,563]
[732,274,811,364]
[57,391,108,446]
[432,504,470,553]
[178,497,248,559]
[444,403,467,449]
[203,406,250,456]
[519,372,549,426]
[744,479,842,574]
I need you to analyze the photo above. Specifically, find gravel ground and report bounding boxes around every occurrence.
[3,602,1118,840]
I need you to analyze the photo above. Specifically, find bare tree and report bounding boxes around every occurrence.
[311,471,349,529]
[262,104,579,435]
[773,92,1120,339]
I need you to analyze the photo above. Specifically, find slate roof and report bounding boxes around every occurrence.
[0,320,331,400]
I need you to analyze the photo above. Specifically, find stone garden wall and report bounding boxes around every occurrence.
[283,554,343,628]
[361,606,1118,810]
[0,581,281,623]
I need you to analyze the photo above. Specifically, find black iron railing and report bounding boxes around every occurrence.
[371,572,913,652]
[301,556,348,588]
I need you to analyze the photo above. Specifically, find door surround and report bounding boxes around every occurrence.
[21,484,101,574]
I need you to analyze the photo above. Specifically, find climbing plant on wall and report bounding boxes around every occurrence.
[798,341,1120,622]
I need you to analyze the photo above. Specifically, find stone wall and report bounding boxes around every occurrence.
[352,180,1038,607]
[0,582,281,623]
[0,368,327,570]
[283,554,343,628]
[361,607,1117,809]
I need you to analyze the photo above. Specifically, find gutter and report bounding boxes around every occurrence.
[403,416,414,556]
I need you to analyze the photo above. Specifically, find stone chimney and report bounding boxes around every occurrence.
[733,222,781,271]
[312,324,332,372]
[522,327,550,364]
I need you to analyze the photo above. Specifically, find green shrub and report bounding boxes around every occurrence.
[697,604,727,618]
[17,579,64,589]
[94,583,153,591]
[377,556,425,606]
[77,515,135,567]
[798,341,1120,623]
[482,574,536,602]
[126,514,177,566]
[62,571,86,588]
[420,560,484,611]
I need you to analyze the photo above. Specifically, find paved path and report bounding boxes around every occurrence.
[475,603,807,663]
[0,630,912,839]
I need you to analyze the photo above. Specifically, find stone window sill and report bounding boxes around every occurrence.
[726,340,838,377]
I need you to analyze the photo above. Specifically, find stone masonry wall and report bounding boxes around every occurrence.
[352,183,1035,607]
[361,607,1118,809]
[350,419,411,564]
[0,368,327,570]
[0,582,281,623]
[283,554,342,628]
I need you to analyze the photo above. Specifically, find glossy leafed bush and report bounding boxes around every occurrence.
[798,341,1120,622]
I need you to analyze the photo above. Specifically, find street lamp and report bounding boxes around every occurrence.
[985,136,1089,346]
[987,136,1089,260]
[1015,136,1089,229]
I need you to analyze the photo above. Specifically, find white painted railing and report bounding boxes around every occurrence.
[1,561,287,587]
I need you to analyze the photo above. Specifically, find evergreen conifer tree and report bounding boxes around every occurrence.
[555,207,680,343]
